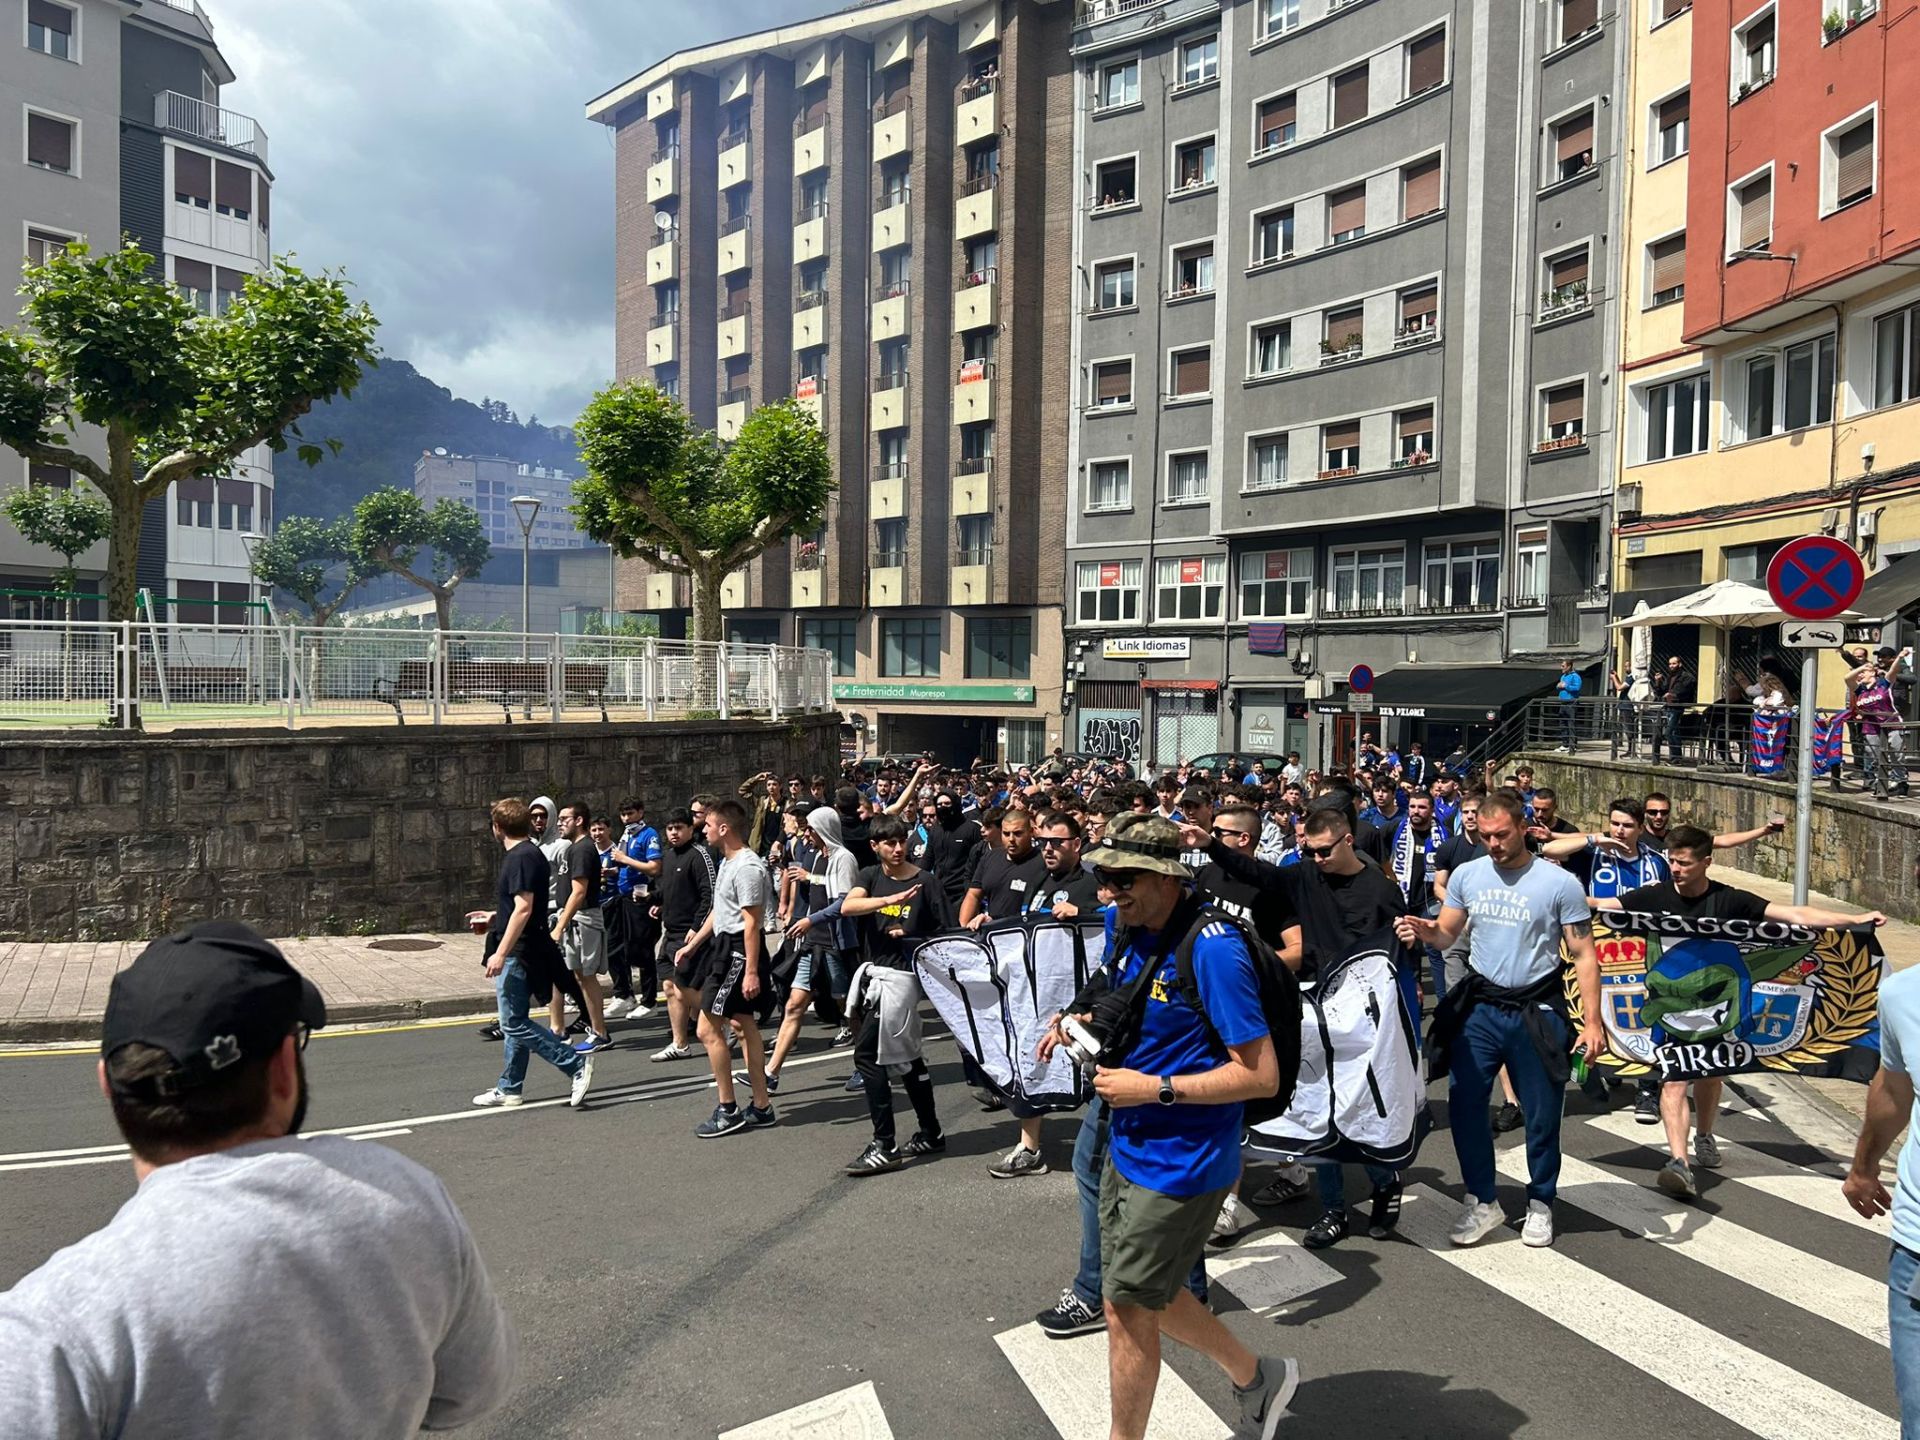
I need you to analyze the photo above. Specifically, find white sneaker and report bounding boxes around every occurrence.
[1210,1193,1250,1245]
[602,996,634,1020]
[471,1088,523,1108]
[626,1003,655,1020]
[651,1041,697,1062]
[1448,1197,1507,1247]
[569,1054,596,1108]
[1521,1200,1555,1248]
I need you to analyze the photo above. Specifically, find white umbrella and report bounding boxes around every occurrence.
[1629,601,1652,675]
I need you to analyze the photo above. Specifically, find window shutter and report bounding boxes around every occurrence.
[1546,384,1584,425]
[1096,362,1132,401]
[1329,185,1367,235]
[1332,67,1369,127]
[1738,177,1770,249]
[258,179,270,230]
[1401,156,1442,218]
[173,257,213,291]
[1398,406,1433,440]
[1835,122,1874,203]
[1400,285,1437,324]
[1325,421,1361,452]
[1259,93,1296,141]
[175,149,212,201]
[1550,247,1589,288]
[218,479,254,509]
[29,0,71,32]
[1658,91,1689,132]
[1174,349,1211,394]
[1556,109,1594,162]
[27,113,72,171]
[1650,235,1686,292]
[180,476,216,504]
[215,161,251,213]
[1325,308,1363,349]
[1560,0,1596,41]
[215,267,247,300]
[1660,0,1689,17]
[1407,31,1445,92]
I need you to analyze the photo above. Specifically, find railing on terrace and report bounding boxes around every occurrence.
[153,90,267,165]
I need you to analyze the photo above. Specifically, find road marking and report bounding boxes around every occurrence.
[720,1380,896,1439]
[348,1128,414,1141]
[1206,1229,1342,1315]
[1399,1185,1898,1440]
[1497,1149,1888,1346]
[995,1323,1231,1440]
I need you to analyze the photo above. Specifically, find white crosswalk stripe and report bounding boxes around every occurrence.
[1206,1228,1342,1315]
[1398,1184,1898,1440]
[1497,1148,1890,1346]
[719,1381,896,1439]
[994,1322,1232,1440]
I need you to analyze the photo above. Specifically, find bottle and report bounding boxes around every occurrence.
[1570,1053,1590,1086]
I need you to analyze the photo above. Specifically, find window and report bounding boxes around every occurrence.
[1259,0,1300,37]
[1423,539,1499,609]
[175,477,213,528]
[880,617,940,677]
[964,236,998,279]
[1539,382,1585,442]
[27,0,74,58]
[1737,8,1776,90]
[966,617,1030,679]
[1076,559,1142,623]
[1782,334,1836,430]
[1091,359,1134,408]
[215,160,251,220]
[1558,0,1598,45]
[1398,282,1437,342]
[1551,108,1595,182]
[1179,36,1219,87]
[1328,184,1367,243]
[1171,242,1213,296]
[1330,546,1405,613]
[1542,244,1590,314]
[878,160,910,207]
[1331,65,1370,128]
[1169,347,1211,400]
[1087,459,1132,511]
[965,142,1001,187]
[1647,232,1686,305]
[1322,305,1363,359]
[1322,420,1362,473]
[957,418,994,462]
[217,479,253,532]
[1253,206,1294,264]
[1658,0,1691,20]
[174,148,211,208]
[878,431,909,475]
[799,618,856,675]
[1652,90,1689,165]
[1155,555,1225,621]
[1731,170,1772,253]
[1406,29,1446,94]
[1240,549,1312,617]
[1401,155,1442,221]
[1166,450,1210,504]
[1872,302,1920,408]
[1643,372,1711,461]
[1093,158,1137,209]
[874,518,908,567]
[24,226,73,267]
[798,173,829,220]
[1098,58,1140,109]
[1742,354,1777,440]
[1514,527,1549,602]
[1257,93,1296,153]
[956,514,994,567]
[1824,112,1876,213]
[1396,405,1435,461]
[29,463,71,489]
[1173,137,1216,191]
[1094,259,1136,310]
[1248,435,1289,491]
[1250,321,1291,376]
[213,266,246,316]
[879,247,912,291]
[25,109,74,173]
[173,257,213,314]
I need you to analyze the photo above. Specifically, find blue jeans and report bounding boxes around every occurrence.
[1072,1095,1207,1309]
[1315,1160,1399,1210]
[495,955,585,1095]
[1891,1243,1920,1438]
[1447,1002,1569,1206]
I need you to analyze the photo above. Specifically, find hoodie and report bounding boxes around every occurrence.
[805,806,861,950]
[529,795,568,913]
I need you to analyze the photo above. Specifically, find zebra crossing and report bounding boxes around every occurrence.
[722,1108,1900,1439]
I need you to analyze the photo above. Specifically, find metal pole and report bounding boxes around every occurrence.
[1793,649,1816,905]
[520,529,531,664]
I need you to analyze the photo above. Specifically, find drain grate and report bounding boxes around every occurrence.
[366,937,446,953]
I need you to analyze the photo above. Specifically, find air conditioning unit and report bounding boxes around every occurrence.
[1820,507,1841,537]
[1860,507,1882,540]
[1615,483,1643,518]
[1304,675,1331,699]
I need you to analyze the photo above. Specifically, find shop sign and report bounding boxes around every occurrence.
[1101,635,1192,661]
[834,682,1035,704]
[1079,708,1141,763]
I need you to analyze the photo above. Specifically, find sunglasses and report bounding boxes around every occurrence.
[1211,826,1253,840]
[293,1022,312,1052]
[1039,835,1074,848]
[1093,868,1140,892]
[1301,840,1345,860]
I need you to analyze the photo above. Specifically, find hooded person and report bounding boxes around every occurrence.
[922,788,984,907]
[763,806,865,1088]
[526,795,591,1040]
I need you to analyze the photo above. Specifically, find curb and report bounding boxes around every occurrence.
[0,992,497,1046]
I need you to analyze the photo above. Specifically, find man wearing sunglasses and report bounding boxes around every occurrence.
[1026,812,1102,918]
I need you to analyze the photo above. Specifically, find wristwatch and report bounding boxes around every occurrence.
[1158,1076,1177,1106]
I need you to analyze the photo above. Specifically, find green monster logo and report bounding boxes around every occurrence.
[1640,937,1815,1044]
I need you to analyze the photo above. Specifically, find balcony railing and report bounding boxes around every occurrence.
[960,171,999,197]
[718,126,752,151]
[1393,322,1438,349]
[720,299,751,322]
[1421,597,1501,616]
[1166,280,1214,302]
[875,279,911,301]
[955,545,995,567]
[153,90,268,165]
[1547,594,1581,647]
[1319,340,1364,367]
[959,265,998,290]
[874,370,910,393]
[959,73,999,100]
[150,0,215,33]
[795,287,829,311]
[1316,466,1361,481]
[875,190,912,213]
[794,112,828,136]
[721,386,752,408]
[957,360,995,384]
[720,213,752,237]
[651,309,679,329]
[1388,449,1434,470]
[957,455,994,477]
[1091,190,1139,212]
[1533,432,1587,455]
[873,546,909,569]
[1538,283,1591,321]
[795,199,830,223]
[874,462,911,482]
[1076,0,1183,24]
[874,91,912,120]
[793,542,825,572]
[1323,597,1406,618]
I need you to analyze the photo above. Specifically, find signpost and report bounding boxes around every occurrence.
[1766,537,1865,904]
[1347,664,1375,694]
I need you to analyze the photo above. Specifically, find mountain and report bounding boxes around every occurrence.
[272,358,581,521]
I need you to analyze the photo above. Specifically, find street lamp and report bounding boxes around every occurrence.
[510,495,541,660]
[238,531,267,705]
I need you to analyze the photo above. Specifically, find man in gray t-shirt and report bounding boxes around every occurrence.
[1399,791,1603,1252]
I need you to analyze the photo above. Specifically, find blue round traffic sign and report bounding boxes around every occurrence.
[1767,538,1864,621]
[1348,664,1375,694]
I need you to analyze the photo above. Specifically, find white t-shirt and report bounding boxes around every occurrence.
[711,848,772,935]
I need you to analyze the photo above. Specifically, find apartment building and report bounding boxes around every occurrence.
[1611,0,1920,706]
[1062,0,1624,769]
[588,0,1076,765]
[3,0,276,623]
[413,450,589,552]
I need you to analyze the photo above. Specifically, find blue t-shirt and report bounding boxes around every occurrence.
[1567,841,1670,902]
[1878,968,1920,1253]
[1446,855,1590,988]
[617,824,661,896]
[1105,907,1270,1198]
[1558,671,1583,701]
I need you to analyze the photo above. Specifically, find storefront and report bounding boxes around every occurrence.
[1310,664,1560,769]
[1233,687,1308,760]
[834,681,1052,768]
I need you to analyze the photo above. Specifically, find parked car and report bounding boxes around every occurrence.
[1185,752,1289,776]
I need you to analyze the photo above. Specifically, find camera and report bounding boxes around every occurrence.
[1060,1015,1105,1072]
[1059,987,1144,1073]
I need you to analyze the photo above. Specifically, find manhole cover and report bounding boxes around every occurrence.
[367,938,446,953]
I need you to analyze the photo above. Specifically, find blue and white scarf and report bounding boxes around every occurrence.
[1389,815,1444,905]
[1586,841,1671,901]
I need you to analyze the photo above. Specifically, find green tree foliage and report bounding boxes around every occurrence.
[571,385,832,643]
[0,241,378,627]
[347,487,492,632]
[0,481,111,615]
[248,515,370,627]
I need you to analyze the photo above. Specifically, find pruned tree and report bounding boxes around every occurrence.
[347,487,491,632]
[571,384,832,643]
[0,241,378,625]
[1,482,111,618]
[249,515,369,628]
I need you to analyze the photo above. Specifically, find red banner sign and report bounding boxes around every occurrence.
[1180,558,1204,584]
[1099,561,1122,588]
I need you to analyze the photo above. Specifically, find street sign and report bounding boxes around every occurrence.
[1347,693,1376,713]
[1348,664,1375,694]
[1780,620,1844,649]
[1767,537,1865,621]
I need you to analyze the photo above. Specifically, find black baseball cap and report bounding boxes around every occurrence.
[101,921,326,1099]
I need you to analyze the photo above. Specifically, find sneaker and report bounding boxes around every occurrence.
[1035,1287,1106,1340]
[1234,1356,1301,1440]
[1656,1157,1698,1199]
[627,1003,655,1020]
[1633,1086,1661,1125]
[900,1130,946,1159]
[651,1041,698,1062]
[478,1023,503,1041]
[573,1032,613,1054]
[564,1017,589,1037]
[568,1054,596,1108]
[1367,1182,1403,1239]
[470,1087,523,1108]
[988,1144,1049,1179]
[1303,1209,1349,1250]
[843,1072,865,1092]
[743,1102,779,1129]
[1693,1132,1722,1168]
[970,1086,1006,1112]
[1250,1170,1312,1207]
[696,1104,747,1139]
[845,1140,903,1176]
[1209,1193,1252,1248]
[1491,1102,1524,1133]
[1521,1199,1555,1247]
[602,996,634,1021]
[734,1068,781,1094]
[831,1025,855,1047]
[1448,1197,1507,1247]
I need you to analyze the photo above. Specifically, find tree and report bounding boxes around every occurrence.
[347,487,491,632]
[1,482,111,617]
[249,515,369,628]
[0,241,379,625]
[571,385,832,643]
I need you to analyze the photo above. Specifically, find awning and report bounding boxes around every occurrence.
[1855,557,1920,622]
[1325,664,1561,719]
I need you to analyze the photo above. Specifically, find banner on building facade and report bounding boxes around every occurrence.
[1101,636,1191,661]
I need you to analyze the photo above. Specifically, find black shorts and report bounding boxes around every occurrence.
[663,931,697,988]
[698,932,762,1019]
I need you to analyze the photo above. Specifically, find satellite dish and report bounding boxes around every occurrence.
[653,211,675,232]
[433,447,448,456]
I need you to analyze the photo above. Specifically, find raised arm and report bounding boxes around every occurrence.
[1714,818,1784,850]
[1763,901,1888,928]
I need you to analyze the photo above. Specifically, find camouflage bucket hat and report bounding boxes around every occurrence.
[1084,813,1191,880]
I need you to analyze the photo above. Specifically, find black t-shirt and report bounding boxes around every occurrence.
[1194,861,1294,946]
[855,862,951,968]
[1352,816,1391,866]
[1615,879,1771,923]
[923,817,983,902]
[493,840,551,942]
[1434,832,1487,876]
[564,837,602,909]
[1025,864,1103,919]
[972,847,1049,920]
[656,840,715,935]
[837,811,876,870]
[1321,865,1406,945]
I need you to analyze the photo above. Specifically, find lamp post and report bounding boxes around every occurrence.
[238,531,266,705]
[510,495,541,660]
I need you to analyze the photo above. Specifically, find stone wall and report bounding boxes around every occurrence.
[0,715,840,941]
[1515,751,1920,921]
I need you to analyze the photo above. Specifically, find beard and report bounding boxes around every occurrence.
[286,1051,311,1137]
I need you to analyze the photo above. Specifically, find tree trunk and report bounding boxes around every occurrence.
[433,587,453,634]
[690,564,724,645]
[105,489,144,624]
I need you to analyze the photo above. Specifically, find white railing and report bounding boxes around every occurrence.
[0,618,834,730]
[154,90,268,165]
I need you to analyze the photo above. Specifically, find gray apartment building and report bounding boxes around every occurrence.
[412,450,590,552]
[1063,0,1622,768]
[587,0,1077,766]
[3,0,276,623]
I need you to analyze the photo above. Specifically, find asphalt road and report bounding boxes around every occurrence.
[0,1013,1900,1439]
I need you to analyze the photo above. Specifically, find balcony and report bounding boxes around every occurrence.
[717,226,749,276]
[954,361,995,423]
[1316,466,1361,482]
[795,119,829,175]
[717,305,749,360]
[153,91,268,165]
[720,571,749,609]
[794,376,825,427]
[873,94,912,162]
[794,208,827,264]
[872,282,910,342]
[793,293,826,349]
[646,77,676,121]
[1322,597,1406,619]
[955,268,997,331]
[869,550,908,607]
[647,145,679,202]
[794,566,824,608]
[956,179,997,240]
[873,196,912,252]
[951,546,993,605]
[718,132,752,189]
[1393,322,1438,350]
[957,81,998,147]
[718,387,751,440]
[871,371,908,431]
[1073,0,1223,51]
[646,235,677,284]
[646,317,676,367]
[1537,283,1591,323]
[870,471,906,518]
[1318,339,1364,368]
[953,456,993,514]
[643,573,680,610]
[1532,432,1587,456]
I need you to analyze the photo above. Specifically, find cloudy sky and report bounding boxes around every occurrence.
[218,0,825,426]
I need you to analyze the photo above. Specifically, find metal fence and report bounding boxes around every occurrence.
[0,618,835,730]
